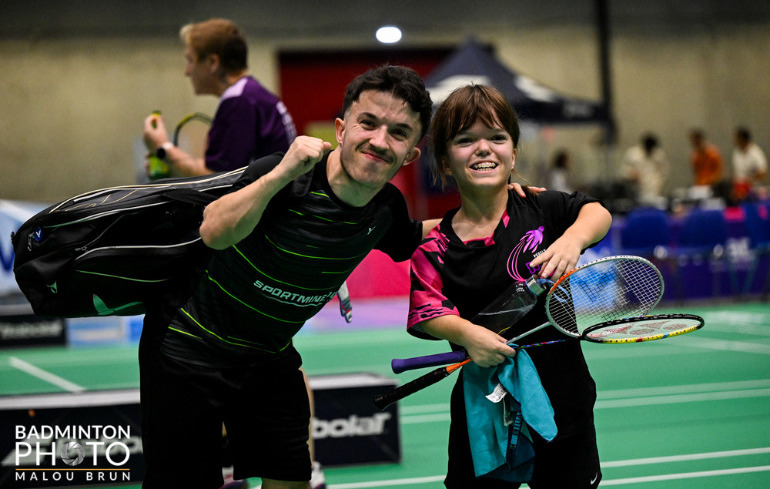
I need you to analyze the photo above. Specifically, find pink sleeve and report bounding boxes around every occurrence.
[407,232,459,337]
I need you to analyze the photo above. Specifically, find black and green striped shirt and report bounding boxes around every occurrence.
[160,153,422,366]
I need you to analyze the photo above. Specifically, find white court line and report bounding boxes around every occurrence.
[8,356,85,393]
[400,381,770,423]
[331,475,444,488]
[704,322,770,337]
[595,388,770,409]
[599,465,770,486]
[602,447,770,468]
[401,413,450,424]
[328,448,770,488]
[682,336,770,354]
[328,466,770,488]
[400,403,448,415]
[599,379,770,399]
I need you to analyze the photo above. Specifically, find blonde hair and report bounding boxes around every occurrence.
[180,18,248,74]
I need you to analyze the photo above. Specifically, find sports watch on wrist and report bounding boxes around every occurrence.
[155,141,174,160]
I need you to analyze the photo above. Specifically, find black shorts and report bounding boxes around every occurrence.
[139,338,311,488]
[444,375,601,489]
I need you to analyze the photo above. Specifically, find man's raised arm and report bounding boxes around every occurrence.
[200,136,331,250]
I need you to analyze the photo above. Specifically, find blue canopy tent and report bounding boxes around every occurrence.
[416,38,613,215]
[424,38,609,125]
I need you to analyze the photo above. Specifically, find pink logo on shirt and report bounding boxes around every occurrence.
[507,226,544,281]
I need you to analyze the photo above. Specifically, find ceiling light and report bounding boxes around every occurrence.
[376,26,402,44]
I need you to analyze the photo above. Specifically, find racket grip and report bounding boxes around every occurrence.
[391,350,467,373]
[374,367,452,411]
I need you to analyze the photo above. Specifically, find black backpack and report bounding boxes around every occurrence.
[11,168,247,318]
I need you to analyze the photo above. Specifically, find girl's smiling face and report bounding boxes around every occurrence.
[444,119,516,192]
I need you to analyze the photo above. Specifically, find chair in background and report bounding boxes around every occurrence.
[619,207,671,258]
[617,207,678,301]
[740,201,770,297]
[673,207,736,300]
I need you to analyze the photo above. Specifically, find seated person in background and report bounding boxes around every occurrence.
[623,132,669,207]
[731,126,768,202]
[689,129,723,188]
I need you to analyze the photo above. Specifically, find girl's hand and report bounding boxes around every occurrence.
[461,325,516,368]
[529,236,582,280]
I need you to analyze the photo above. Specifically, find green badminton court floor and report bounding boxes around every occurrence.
[1,302,769,488]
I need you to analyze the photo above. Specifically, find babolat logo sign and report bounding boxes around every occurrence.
[3,424,140,486]
[309,373,401,467]
[313,413,391,439]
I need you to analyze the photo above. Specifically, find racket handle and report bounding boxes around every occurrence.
[391,350,467,373]
[374,366,454,411]
[336,281,352,323]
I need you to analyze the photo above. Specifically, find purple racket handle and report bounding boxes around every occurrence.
[391,350,468,374]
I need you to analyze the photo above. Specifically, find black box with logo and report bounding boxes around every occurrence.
[0,304,66,349]
[309,373,401,467]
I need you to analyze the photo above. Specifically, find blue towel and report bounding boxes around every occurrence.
[463,349,557,482]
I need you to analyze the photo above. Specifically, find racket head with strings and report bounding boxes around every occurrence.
[173,112,212,159]
[544,255,664,338]
[391,256,663,374]
[581,313,704,344]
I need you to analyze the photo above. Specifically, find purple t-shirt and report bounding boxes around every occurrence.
[205,76,297,172]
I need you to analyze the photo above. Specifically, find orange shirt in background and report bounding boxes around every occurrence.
[691,144,723,186]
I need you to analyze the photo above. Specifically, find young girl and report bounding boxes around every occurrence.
[407,85,612,488]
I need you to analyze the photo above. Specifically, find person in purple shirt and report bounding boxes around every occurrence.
[142,18,296,177]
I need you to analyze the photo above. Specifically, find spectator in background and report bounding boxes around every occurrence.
[731,127,768,202]
[548,149,573,193]
[622,133,669,207]
[689,129,723,187]
[142,18,297,178]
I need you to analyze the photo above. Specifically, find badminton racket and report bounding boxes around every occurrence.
[173,112,212,158]
[391,255,663,373]
[375,313,702,410]
[375,255,664,409]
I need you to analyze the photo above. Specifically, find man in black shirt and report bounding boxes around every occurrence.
[139,66,434,489]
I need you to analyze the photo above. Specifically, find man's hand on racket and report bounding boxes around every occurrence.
[421,183,545,237]
[508,182,545,197]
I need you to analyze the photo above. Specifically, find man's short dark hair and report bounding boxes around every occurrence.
[342,65,433,141]
[735,126,751,142]
[642,133,659,153]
